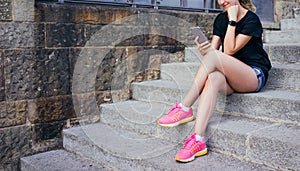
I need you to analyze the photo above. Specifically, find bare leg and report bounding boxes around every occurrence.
[181,49,258,108]
[194,71,233,136]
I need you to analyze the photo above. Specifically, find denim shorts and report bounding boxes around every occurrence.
[251,66,266,92]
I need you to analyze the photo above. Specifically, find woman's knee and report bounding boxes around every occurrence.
[207,72,226,84]
[204,72,226,90]
[206,72,233,94]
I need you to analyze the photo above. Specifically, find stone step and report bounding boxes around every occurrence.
[280,18,300,31]
[99,102,299,170]
[184,46,202,63]
[100,100,193,143]
[132,80,300,124]
[21,150,110,171]
[62,122,275,171]
[160,62,300,90]
[264,30,300,43]
[264,43,300,64]
[185,44,300,64]
[266,63,300,90]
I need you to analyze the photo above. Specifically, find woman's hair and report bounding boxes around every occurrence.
[239,0,256,12]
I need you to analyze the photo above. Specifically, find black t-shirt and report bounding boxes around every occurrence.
[213,10,271,80]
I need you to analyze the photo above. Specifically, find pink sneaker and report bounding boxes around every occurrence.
[157,102,194,127]
[175,133,208,162]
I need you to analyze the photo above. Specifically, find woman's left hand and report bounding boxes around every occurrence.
[194,37,213,56]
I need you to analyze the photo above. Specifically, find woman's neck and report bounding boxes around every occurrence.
[237,7,248,22]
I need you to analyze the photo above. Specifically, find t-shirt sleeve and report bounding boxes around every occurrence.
[239,14,262,38]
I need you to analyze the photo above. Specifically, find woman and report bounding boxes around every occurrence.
[157,0,272,162]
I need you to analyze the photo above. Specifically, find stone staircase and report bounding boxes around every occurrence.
[21,18,300,171]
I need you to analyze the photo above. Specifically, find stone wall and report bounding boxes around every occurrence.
[275,0,300,21]
[0,1,218,170]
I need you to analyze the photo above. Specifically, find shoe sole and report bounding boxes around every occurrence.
[157,116,194,128]
[175,148,208,163]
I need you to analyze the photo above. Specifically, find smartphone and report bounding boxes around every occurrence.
[190,27,208,44]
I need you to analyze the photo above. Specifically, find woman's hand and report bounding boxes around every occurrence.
[194,37,214,56]
[227,5,239,21]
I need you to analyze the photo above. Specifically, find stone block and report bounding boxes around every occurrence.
[0,125,32,170]
[71,92,101,125]
[21,150,109,171]
[264,44,300,63]
[4,49,70,100]
[0,22,36,48]
[70,46,161,94]
[35,3,134,24]
[28,95,76,124]
[294,8,300,18]
[276,1,300,20]
[248,124,300,170]
[0,100,27,128]
[0,0,12,21]
[0,161,19,171]
[32,120,64,142]
[0,52,4,101]
[70,47,114,93]
[207,116,272,157]
[84,24,107,46]
[45,23,86,48]
[13,0,34,21]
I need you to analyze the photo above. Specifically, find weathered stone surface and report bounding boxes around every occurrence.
[13,0,34,21]
[70,92,121,124]
[0,23,44,48]
[0,52,4,101]
[28,95,75,124]
[294,8,300,18]
[207,116,271,157]
[275,0,300,20]
[21,150,110,171]
[0,125,32,170]
[85,25,181,47]
[70,47,114,93]
[70,46,164,94]
[248,124,300,170]
[35,3,217,48]
[0,0,12,21]
[264,44,300,64]
[46,23,86,48]
[32,120,64,142]
[0,23,36,48]
[35,3,135,24]
[4,49,70,100]
[72,92,101,124]
[0,100,27,128]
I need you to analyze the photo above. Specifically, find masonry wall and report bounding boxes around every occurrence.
[0,0,220,170]
[275,0,300,21]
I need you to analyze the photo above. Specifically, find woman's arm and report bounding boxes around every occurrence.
[223,5,252,55]
[211,35,221,50]
[223,26,252,55]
